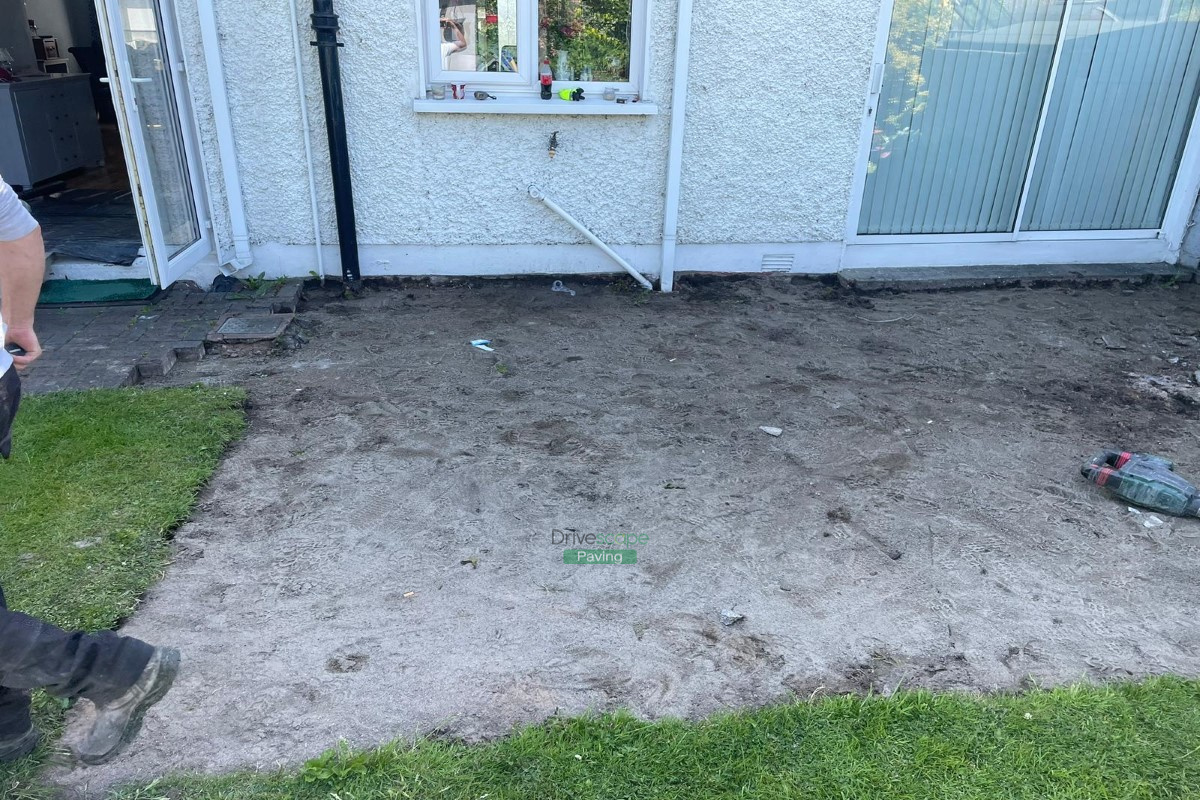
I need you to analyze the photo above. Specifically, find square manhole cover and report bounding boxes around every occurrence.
[208,313,294,343]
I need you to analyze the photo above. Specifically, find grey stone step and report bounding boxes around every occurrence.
[838,263,1195,292]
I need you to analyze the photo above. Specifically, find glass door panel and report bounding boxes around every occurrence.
[1021,0,1200,231]
[860,0,1067,235]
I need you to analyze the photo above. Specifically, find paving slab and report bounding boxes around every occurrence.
[207,312,296,343]
[19,280,302,393]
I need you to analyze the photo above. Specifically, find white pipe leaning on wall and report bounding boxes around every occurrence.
[659,0,695,294]
[288,0,326,279]
[528,186,655,290]
[197,2,253,271]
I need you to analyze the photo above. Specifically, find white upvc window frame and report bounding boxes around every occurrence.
[425,0,536,88]
[417,0,649,99]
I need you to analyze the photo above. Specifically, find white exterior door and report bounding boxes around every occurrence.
[850,0,1200,251]
[96,0,211,287]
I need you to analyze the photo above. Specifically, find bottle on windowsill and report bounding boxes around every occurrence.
[540,59,553,99]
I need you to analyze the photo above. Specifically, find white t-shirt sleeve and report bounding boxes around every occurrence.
[0,177,37,244]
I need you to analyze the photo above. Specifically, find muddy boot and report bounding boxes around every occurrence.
[75,647,180,766]
[0,728,39,763]
[0,686,37,763]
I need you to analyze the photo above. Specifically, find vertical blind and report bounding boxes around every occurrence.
[1022,0,1200,231]
[859,0,1200,236]
[860,0,1066,235]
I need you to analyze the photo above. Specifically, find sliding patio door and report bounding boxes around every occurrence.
[857,0,1200,238]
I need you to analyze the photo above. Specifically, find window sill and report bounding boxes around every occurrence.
[413,96,659,116]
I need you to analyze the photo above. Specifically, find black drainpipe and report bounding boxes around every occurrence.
[311,0,361,283]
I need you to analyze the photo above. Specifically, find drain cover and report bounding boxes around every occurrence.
[208,313,294,342]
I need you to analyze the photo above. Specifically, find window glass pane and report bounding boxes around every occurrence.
[120,0,200,256]
[859,0,1066,235]
[1021,0,1200,231]
[439,0,519,73]
[540,0,632,82]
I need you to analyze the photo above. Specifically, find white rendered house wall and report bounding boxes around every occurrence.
[179,0,1190,283]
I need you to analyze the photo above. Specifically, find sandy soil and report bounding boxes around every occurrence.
[53,275,1200,796]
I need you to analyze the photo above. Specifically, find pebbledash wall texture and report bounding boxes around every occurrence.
[169,0,880,281]
[175,0,234,262]
[678,0,876,246]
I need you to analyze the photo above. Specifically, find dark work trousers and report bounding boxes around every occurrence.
[0,585,155,737]
[0,369,154,736]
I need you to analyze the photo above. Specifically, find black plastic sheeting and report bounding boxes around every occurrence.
[29,190,142,265]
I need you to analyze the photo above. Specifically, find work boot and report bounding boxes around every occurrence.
[75,647,180,766]
[0,728,39,763]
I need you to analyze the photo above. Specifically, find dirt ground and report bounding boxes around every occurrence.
[54,274,1200,796]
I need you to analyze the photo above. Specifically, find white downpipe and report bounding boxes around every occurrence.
[659,0,695,294]
[196,2,253,271]
[288,0,326,280]
[528,186,654,290]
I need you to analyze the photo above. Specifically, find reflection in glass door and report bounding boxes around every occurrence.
[860,0,1066,235]
[859,0,1200,237]
[1021,1,1200,231]
[116,0,200,256]
[97,0,210,285]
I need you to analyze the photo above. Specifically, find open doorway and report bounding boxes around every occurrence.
[0,0,146,276]
[2,0,213,289]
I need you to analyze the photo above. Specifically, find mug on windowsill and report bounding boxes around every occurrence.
[430,83,447,100]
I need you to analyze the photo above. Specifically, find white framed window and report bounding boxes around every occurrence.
[419,0,648,98]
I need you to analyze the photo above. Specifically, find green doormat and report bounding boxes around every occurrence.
[38,279,159,306]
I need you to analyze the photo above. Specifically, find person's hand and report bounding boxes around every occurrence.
[5,326,42,369]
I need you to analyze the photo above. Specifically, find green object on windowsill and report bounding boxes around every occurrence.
[558,87,585,101]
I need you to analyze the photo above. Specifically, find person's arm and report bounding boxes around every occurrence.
[0,180,44,368]
[449,19,467,52]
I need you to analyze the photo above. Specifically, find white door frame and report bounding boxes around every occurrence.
[94,0,213,286]
[844,0,1200,263]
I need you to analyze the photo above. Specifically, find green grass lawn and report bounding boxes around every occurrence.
[111,679,1200,800]
[2,386,1199,800]
[0,386,246,799]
